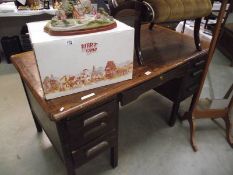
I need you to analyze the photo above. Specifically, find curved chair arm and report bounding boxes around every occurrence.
[108,0,143,16]
[108,0,154,23]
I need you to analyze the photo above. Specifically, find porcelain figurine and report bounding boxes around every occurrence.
[44,0,117,35]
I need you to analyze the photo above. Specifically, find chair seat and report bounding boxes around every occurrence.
[147,0,212,23]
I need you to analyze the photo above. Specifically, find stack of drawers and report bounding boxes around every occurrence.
[65,99,119,168]
[154,54,207,102]
[181,55,207,100]
[153,53,207,126]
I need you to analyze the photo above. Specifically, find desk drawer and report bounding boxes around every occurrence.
[190,55,207,70]
[183,55,206,89]
[182,56,206,98]
[72,132,117,168]
[120,64,186,105]
[66,99,118,149]
[183,68,204,88]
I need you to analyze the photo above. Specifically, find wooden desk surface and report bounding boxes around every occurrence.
[11,25,209,121]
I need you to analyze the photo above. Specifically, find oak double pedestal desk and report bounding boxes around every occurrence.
[11,25,209,175]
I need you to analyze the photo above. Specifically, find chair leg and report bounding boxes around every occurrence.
[204,18,209,29]
[134,18,143,65]
[149,22,155,30]
[223,115,233,148]
[182,20,186,33]
[194,18,202,51]
[187,112,198,152]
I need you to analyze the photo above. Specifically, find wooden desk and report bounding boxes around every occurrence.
[11,25,208,175]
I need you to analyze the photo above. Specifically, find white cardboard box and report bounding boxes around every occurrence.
[27,20,134,100]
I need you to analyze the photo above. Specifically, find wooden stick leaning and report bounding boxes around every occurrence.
[182,0,231,152]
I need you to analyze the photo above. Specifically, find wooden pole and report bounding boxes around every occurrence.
[186,0,230,152]
[190,0,228,113]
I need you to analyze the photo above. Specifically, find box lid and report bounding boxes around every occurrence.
[27,20,134,44]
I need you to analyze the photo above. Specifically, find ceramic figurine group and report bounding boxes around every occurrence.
[44,0,117,35]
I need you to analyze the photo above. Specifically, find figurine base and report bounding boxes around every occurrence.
[44,22,117,36]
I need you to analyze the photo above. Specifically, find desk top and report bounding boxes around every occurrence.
[11,25,209,121]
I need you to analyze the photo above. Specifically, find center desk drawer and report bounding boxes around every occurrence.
[120,64,187,105]
[66,99,118,149]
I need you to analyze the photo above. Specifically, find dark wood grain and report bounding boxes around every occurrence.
[11,25,209,121]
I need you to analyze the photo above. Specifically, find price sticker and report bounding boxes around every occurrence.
[145,71,152,75]
[66,40,73,46]
[81,93,95,100]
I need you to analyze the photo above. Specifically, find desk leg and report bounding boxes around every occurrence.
[168,101,180,127]
[31,111,42,133]
[21,79,42,132]
[57,122,76,175]
[110,145,118,168]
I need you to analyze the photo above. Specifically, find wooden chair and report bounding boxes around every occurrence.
[109,0,212,65]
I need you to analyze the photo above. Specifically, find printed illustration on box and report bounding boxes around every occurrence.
[27,18,134,99]
[44,0,117,35]
[43,60,133,94]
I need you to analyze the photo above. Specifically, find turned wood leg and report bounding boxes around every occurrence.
[32,112,42,133]
[223,115,233,148]
[134,2,144,66]
[134,20,143,65]
[110,146,118,168]
[149,22,154,30]
[182,20,186,33]
[168,102,180,127]
[187,112,198,152]
[194,18,202,51]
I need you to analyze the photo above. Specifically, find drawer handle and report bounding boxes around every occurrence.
[192,69,203,77]
[84,112,108,127]
[195,60,205,66]
[84,122,107,139]
[160,75,164,80]
[86,141,109,158]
